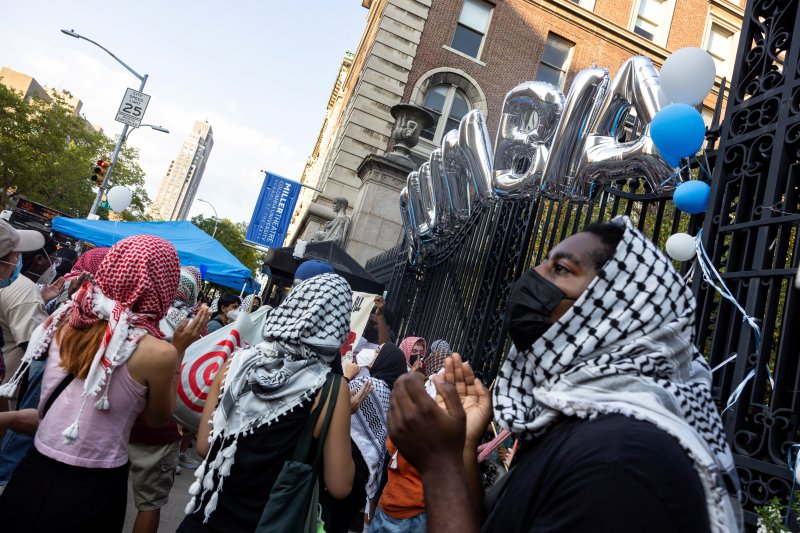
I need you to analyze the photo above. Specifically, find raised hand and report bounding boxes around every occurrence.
[350,379,373,413]
[173,306,210,355]
[389,372,466,475]
[435,354,493,448]
[41,276,65,302]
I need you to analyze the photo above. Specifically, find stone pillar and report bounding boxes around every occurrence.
[345,103,434,265]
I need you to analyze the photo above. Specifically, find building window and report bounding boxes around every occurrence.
[569,0,596,9]
[705,22,736,77]
[451,0,493,59]
[536,34,574,89]
[420,84,471,143]
[633,0,667,42]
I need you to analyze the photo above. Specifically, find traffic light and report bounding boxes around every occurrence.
[91,160,109,183]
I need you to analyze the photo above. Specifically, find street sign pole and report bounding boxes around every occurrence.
[88,74,148,217]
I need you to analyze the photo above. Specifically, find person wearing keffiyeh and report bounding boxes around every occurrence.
[330,343,408,532]
[179,273,356,532]
[387,217,743,533]
[0,235,208,533]
[399,336,426,371]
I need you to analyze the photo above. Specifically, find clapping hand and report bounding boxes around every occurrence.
[41,277,65,302]
[435,354,493,448]
[389,372,466,475]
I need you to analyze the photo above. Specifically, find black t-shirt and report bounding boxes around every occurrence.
[178,397,314,533]
[482,414,710,533]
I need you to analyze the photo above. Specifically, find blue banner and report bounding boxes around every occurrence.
[245,172,301,248]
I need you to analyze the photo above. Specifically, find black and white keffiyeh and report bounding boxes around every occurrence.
[185,273,352,522]
[493,216,742,532]
[350,376,391,505]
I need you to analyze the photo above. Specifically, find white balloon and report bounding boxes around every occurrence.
[665,233,696,261]
[107,185,132,212]
[660,48,716,106]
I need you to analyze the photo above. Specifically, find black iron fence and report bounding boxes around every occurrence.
[365,0,799,524]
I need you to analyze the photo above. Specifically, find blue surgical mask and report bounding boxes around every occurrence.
[0,258,22,289]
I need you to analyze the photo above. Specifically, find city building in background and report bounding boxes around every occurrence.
[149,120,214,221]
[285,0,744,265]
[1,66,89,120]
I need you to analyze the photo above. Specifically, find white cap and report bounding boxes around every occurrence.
[0,220,45,258]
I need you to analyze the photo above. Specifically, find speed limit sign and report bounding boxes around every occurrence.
[115,88,150,127]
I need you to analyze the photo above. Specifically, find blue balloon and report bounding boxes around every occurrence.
[651,103,706,159]
[673,180,711,214]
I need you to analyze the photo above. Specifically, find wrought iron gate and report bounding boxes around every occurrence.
[365,0,799,525]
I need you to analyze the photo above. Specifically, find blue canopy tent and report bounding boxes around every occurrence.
[52,217,260,292]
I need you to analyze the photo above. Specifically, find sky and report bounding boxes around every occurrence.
[0,0,368,222]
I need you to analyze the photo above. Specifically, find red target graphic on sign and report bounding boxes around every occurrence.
[178,330,242,413]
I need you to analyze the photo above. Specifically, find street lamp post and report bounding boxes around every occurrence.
[196,198,218,237]
[123,124,169,142]
[61,29,149,218]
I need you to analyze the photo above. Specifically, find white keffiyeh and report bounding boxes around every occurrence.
[185,273,352,522]
[493,216,742,532]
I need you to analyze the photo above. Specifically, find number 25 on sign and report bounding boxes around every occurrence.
[115,88,151,128]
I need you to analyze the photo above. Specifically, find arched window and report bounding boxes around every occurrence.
[420,84,471,144]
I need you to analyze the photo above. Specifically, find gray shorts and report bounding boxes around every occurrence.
[128,441,180,511]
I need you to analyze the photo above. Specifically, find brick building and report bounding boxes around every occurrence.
[286,0,744,264]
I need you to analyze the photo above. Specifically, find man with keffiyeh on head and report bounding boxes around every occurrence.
[388,217,743,533]
[0,235,209,533]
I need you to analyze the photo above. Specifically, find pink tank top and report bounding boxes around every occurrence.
[35,339,147,468]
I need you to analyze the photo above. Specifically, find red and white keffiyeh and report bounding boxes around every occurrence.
[0,235,180,444]
[63,246,110,281]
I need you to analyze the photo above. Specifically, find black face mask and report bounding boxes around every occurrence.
[505,269,575,351]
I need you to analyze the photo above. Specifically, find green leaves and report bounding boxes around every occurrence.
[191,214,262,276]
[0,84,149,219]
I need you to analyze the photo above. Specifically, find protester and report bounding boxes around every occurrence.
[399,336,426,372]
[331,342,408,532]
[250,295,262,312]
[206,293,240,333]
[424,339,451,379]
[360,295,393,348]
[240,293,257,313]
[0,233,53,384]
[293,259,335,285]
[129,265,206,533]
[0,220,45,393]
[0,235,207,533]
[388,218,742,532]
[369,436,426,532]
[179,273,356,532]
[48,246,111,313]
[1,243,113,491]
[424,339,452,397]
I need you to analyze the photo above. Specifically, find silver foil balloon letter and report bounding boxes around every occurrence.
[399,186,420,265]
[541,67,609,199]
[441,129,475,222]
[458,110,495,202]
[493,82,564,198]
[572,56,676,199]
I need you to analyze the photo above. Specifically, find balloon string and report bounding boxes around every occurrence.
[661,162,688,188]
[787,444,800,527]
[698,153,714,182]
[710,353,737,374]
[695,230,768,415]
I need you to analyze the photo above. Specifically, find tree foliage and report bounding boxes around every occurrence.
[191,214,262,275]
[0,83,149,219]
